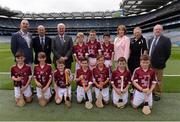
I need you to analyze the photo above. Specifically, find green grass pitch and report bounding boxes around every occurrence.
[0,43,180,92]
[0,43,180,121]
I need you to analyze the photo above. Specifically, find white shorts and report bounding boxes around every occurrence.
[76,85,92,102]
[14,85,32,99]
[95,87,109,102]
[132,90,153,107]
[36,87,52,100]
[112,89,128,105]
[56,86,72,99]
[89,57,97,70]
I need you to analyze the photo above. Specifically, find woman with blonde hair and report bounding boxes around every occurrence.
[114,25,130,67]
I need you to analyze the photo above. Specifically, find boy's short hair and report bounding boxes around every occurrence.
[15,51,25,57]
[118,57,127,63]
[77,32,84,37]
[81,57,88,63]
[97,54,104,60]
[56,58,65,65]
[38,52,46,59]
[140,54,150,61]
[103,32,110,38]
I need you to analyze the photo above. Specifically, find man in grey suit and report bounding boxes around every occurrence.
[148,24,171,101]
[52,23,73,69]
[11,19,33,64]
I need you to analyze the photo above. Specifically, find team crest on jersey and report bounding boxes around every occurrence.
[141,75,150,87]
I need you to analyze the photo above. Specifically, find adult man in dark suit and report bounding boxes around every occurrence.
[52,23,73,69]
[32,25,52,64]
[148,24,171,101]
[11,19,33,64]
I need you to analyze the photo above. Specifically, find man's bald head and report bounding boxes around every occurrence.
[153,24,163,37]
[20,19,29,32]
[37,25,46,37]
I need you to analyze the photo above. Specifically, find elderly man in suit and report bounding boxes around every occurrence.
[32,25,52,64]
[11,19,33,64]
[52,23,73,69]
[148,24,171,101]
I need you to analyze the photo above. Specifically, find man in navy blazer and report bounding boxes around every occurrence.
[148,24,171,101]
[32,25,52,64]
[52,23,73,69]
[11,19,33,64]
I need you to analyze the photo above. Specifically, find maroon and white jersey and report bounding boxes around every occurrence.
[11,64,32,87]
[132,67,157,90]
[93,65,109,88]
[73,43,88,61]
[101,43,114,60]
[34,64,52,88]
[54,69,70,88]
[87,40,101,58]
[76,68,92,87]
[111,69,131,89]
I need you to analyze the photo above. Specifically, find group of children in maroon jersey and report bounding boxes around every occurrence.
[11,31,157,115]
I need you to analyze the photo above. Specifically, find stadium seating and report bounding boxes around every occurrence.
[0,0,179,36]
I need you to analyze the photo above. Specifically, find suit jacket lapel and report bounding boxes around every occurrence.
[18,31,33,48]
[148,38,153,49]
[64,35,69,46]
[153,36,162,53]
[17,31,29,47]
[44,37,46,47]
[56,36,62,48]
[38,37,41,47]
[156,35,162,46]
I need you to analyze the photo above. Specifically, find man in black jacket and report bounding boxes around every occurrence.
[148,24,171,101]
[32,25,52,64]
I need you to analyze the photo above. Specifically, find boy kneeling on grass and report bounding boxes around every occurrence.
[34,52,52,107]
[93,55,110,108]
[131,54,157,115]
[11,51,33,107]
[53,58,73,108]
[111,57,131,108]
[75,58,93,109]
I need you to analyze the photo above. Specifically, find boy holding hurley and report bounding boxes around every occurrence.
[53,58,73,107]
[111,57,131,108]
[76,58,93,109]
[11,51,33,107]
[93,55,110,108]
[34,52,52,107]
[131,54,157,115]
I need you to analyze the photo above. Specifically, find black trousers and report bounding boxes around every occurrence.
[128,56,140,74]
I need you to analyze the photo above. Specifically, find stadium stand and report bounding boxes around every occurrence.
[0,0,179,38]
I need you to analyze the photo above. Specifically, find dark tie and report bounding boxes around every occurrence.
[150,36,158,57]
[41,37,45,50]
[60,36,64,46]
